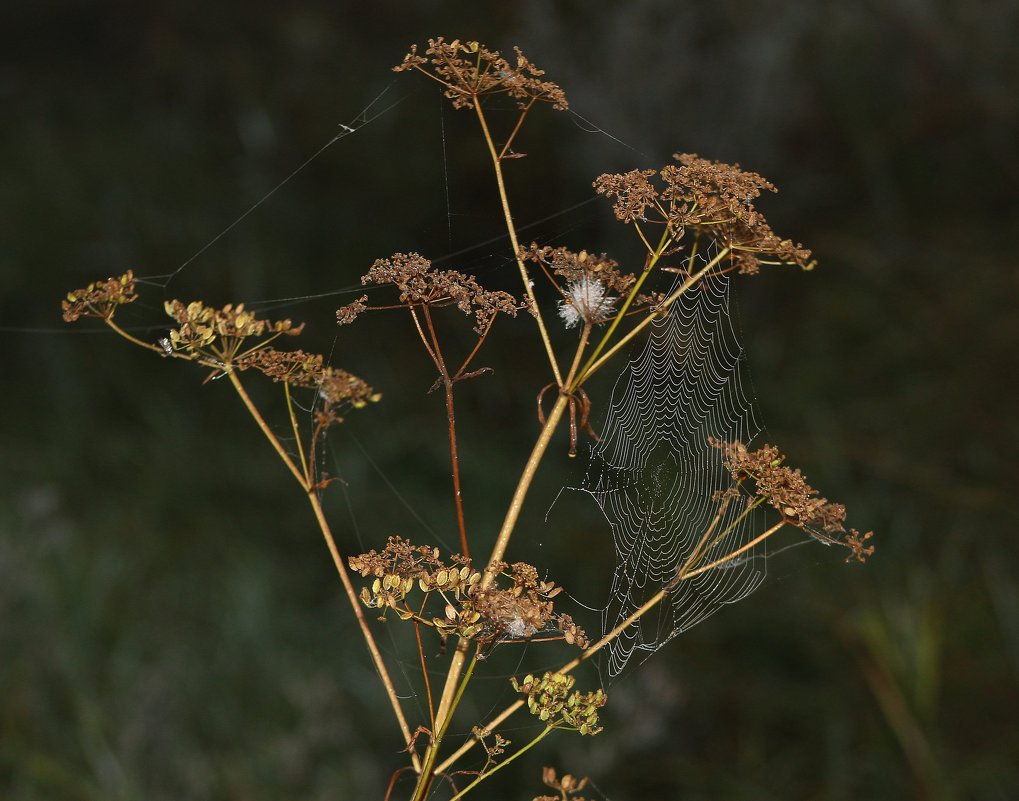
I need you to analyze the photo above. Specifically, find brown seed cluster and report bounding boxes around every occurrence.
[62,275,374,420]
[472,560,578,644]
[520,244,637,296]
[471,726,510,759]
[61,271,139,322]
[395,37,568,111]
[238,347,378,409]
[594,153,814,274]
[535,767,591,801]
[348,538,588,648]
[337,252,518,333]
[710,438,875,562]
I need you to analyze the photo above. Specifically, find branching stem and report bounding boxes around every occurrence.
[447,726,555,801]
[410,652,479,801]
[421,305,471,559]
[226,370,420,772]
[473,101,563,387]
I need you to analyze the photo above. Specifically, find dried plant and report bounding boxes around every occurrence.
[61,37,872,801]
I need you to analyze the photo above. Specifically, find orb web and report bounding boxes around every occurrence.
[579,252,767,677]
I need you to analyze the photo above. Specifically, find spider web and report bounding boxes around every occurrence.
[578,249,766,677]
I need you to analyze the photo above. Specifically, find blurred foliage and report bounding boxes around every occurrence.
[2,1,1017,799]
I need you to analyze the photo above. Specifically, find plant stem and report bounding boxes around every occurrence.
[104,316,164,352]
[228,371,308,489]
[446,726,555,801]
[410,653,478,801]
[226,371,420,771]
[428,391,570,779]
[421,306,471,559]
[283,380,310,480]
[485,393,569,582]
[671,493,765,585]
[414,620,436,734]
[675,519,785,582]
[473,102,563,387]
[578,226,673,377]
[305,493,421,772]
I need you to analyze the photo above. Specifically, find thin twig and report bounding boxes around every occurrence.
[227,371,420,771]
[421,306,470,559]
[473,101,563,386]
[414,621,436,734]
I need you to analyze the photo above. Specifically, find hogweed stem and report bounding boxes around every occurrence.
[228,370,420,771]
[473,101,564,387]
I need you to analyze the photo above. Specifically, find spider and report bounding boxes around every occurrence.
[537,383,598,457]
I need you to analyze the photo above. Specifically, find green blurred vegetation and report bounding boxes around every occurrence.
[2,1,1016,799]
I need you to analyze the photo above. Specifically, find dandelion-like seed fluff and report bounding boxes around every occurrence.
[558,277,616,328]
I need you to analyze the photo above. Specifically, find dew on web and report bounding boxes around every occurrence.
[574,244,767,678]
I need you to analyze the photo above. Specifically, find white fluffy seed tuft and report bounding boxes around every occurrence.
[558,277,616,328]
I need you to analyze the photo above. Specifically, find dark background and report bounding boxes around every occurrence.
[2,2,1016,799]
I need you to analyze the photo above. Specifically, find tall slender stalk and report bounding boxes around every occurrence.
[420,305,471,558]
[410,652,479,801]
[226,370,421,772]
[473,102,563,387]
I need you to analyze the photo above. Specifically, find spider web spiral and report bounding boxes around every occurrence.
[579,255,766,677]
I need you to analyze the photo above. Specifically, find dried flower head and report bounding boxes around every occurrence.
[520,244,637,294]
[594,154,814,273]
[163,300,303,358]
[844,529,876,563]
[539,767,590,799]
[395,37,568,111]
[472,726,510,759]
[348,542,587,648]
[520,245,648,328]
[348,536,445,581]
[62,271,138,322]
[470,560,574,645]
[709,438,874,561]
[335,294,368,326]
[237,347,379,409]
[338,252,518,334]
[591,169,659,225]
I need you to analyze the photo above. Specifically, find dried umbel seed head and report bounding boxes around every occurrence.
[709,437,875,561]
[592,169,659,225]
[395,37,568,111]
[348,543,587,649]
[594,154,814,273]
[348,536,445,581]
[163,300,303,355]
[62,271,138,321]
[540,767,590,798]
[554,613,589,649]
[337,252,518,334]
[520,244,637,295]
[471,726,511,759]
[238,348,379,409]
[469,560,586,647]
